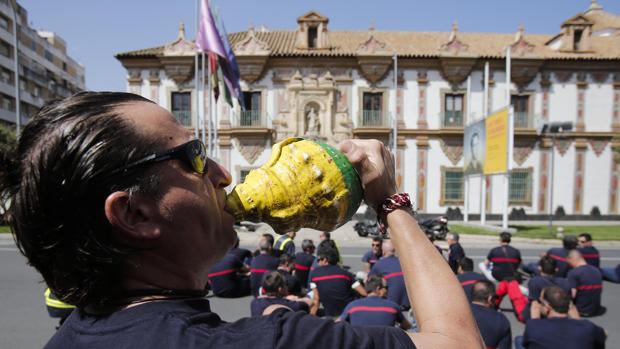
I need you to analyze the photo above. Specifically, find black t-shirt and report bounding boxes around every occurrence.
[527,275,571,301]
[456,272,486,302]
[487,245,521,281]
[470,304,511,349]
[577,246,600,268]
[546,247,571,277]
[250,297,309,317]
[293,252,315,287]
[523,318,606,349]
[567,264,603,316]
[208,253,244,297]
[369,256,409,309]
[309,264,357,317]
[448,243,465,273]
[250,254,280,297]
[230,247,253,265]
[339,296,404,327]
[45,299,416,349]
[361,250,381,269]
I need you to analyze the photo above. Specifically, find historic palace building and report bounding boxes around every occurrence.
[116,1,620,219]
[0,0,85,127]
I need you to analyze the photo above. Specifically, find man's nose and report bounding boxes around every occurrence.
[207,158,232,189]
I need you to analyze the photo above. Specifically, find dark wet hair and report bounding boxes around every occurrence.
[365,275,385,294]
[499,231,511,243]
[562,235,578,250]
[459,257,474,272]
[539,255,557,275]
[542,286,570,314]
[2,92,163,308]
[317,245,339,265]
[471,280,496,303]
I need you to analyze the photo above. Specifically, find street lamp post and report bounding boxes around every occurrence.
[9,0,20,136]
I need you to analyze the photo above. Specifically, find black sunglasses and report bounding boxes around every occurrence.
[102,139,208,179]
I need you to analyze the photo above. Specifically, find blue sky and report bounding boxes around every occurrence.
[18,0,620,92]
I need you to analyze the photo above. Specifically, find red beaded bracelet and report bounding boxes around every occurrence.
[376,193,414,236]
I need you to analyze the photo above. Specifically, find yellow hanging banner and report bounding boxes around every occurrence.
[483,108,509,174]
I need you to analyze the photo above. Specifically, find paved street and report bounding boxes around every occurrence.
[2,233,620,348]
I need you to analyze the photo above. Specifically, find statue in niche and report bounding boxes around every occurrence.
[306,107,320,136]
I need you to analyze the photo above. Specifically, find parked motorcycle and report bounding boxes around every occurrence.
[354,215,449,240]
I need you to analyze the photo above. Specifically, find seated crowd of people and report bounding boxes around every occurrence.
[207,230,615,349]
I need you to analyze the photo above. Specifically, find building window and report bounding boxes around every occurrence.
[44,50,53,62]
[31,39,36,52]
[443,93,464,127]
[511,94,530,128]
[509,168,532,205]
[0,40,11,58]
[171,91,192,126]
[441,167,464,205]
[361,92,383,126]
[573,29,583,51]
[239,169,253,183]
[241,91,262,126]
[62,61,67,72]
[0,69,11,84]
[308,26,318,49]
[1,94,14,111]
[0,16,9,31]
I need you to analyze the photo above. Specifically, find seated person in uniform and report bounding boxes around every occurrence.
[456,257,486,302]
[447,233,465,274]
[577,233,600,268]
[2,92,483,349]
[369,240,409,310]
[515,286,606,349]
[338,275,412,329]
[521,255,571,322]
[250,271,312,317]
[273,231,296,257]
[483,232,522,283]
[293,239,315,288]
[229,237,252,267]
[601,263,620,283]
[361,236,383,273]
[522,235,578,278]
[567,250,605,317]
[207,246,251,298]
[250,238,280,297]
[277,253,303,297]
[469,280,512,349]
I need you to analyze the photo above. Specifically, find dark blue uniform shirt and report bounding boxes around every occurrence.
[448,243,465,273]
[229,247,252,265]
[527,275,571,301]
[339,296,404,327]
[277,270,302,296]
[361,250,381,269]
[457,271,486,301]
[250,297,309,317]
[523,318,606,349]
[546,247,571,277]
[208,253,246,297]
[567,264,603,316]
[309,264,357,317]
[45,299,416,349]
[293,252,315,287]
[486,245,521,281]
[369,255,410,309]
[578,246,600,268]
[470,303,511,349]
[250,254,280,297]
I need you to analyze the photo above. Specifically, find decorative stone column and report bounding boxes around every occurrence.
[416,137,429,212]
[417,70,428,129]
[148,70,160,103]
[573,139,588,214]
[576,73,587,132]
[610,139,620,214]
[538,72,551,213]
[613,74,620,132]
[128,69,142,95]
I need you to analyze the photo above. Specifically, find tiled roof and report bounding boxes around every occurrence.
[116,11,620,61]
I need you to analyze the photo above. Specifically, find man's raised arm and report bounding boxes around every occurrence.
[340,139,483,349]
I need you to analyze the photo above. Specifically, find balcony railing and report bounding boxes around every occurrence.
[232,110,267,127]
[358,110,389,127]
[440,111,464,128]
[513,111,534,129]
[172,110,192,127]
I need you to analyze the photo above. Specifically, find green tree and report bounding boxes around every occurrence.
[0,122,16,224]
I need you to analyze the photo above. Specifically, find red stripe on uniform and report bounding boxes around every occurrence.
[208,269,236,278]
[384,272,403,279]
[347,306,398,314]
[576,284,603,290]
[295,264,310,271]
[582,254,599,259]
[251,269,268,273]
[460,280,478,286]
[312,274,352,282]
[549,255,567,263]
[490,257,520,263]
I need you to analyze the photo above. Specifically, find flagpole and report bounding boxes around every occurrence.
[503,47,512,230]
[194,0,199,139]
[202,52,207,150]
[481,61,489,226]
[213,69,218,160]
[464,75,471,223]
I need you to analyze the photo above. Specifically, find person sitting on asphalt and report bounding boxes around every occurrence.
[250,271,312,317]
[294,239,315,288]
[3,94,484,349]
[318,231,343,265]
[447,232,466,274]
[484,231,522,282]
[521,255,571,322]
[250,238,280,297]
[456,257,486,302]
[309,245,366,317]
[207,245,251,298]
[601,263,620,283]
[338,275,412,329]
[470,280,512,349]
[274,231,297,257]
[547,235,578,277]
[252,233,275,259]
[577,233,600,268]
[567,250,605,317]
[515,286,606,349]
[229,237,252,267]
[362,236,383,273]
[369,240,410,310]
[277,253,303,297]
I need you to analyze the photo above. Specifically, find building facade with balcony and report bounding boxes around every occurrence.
[0,0,85,127]
[116,2,620,219]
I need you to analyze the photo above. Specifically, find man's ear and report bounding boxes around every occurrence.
[104,191,161,241]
